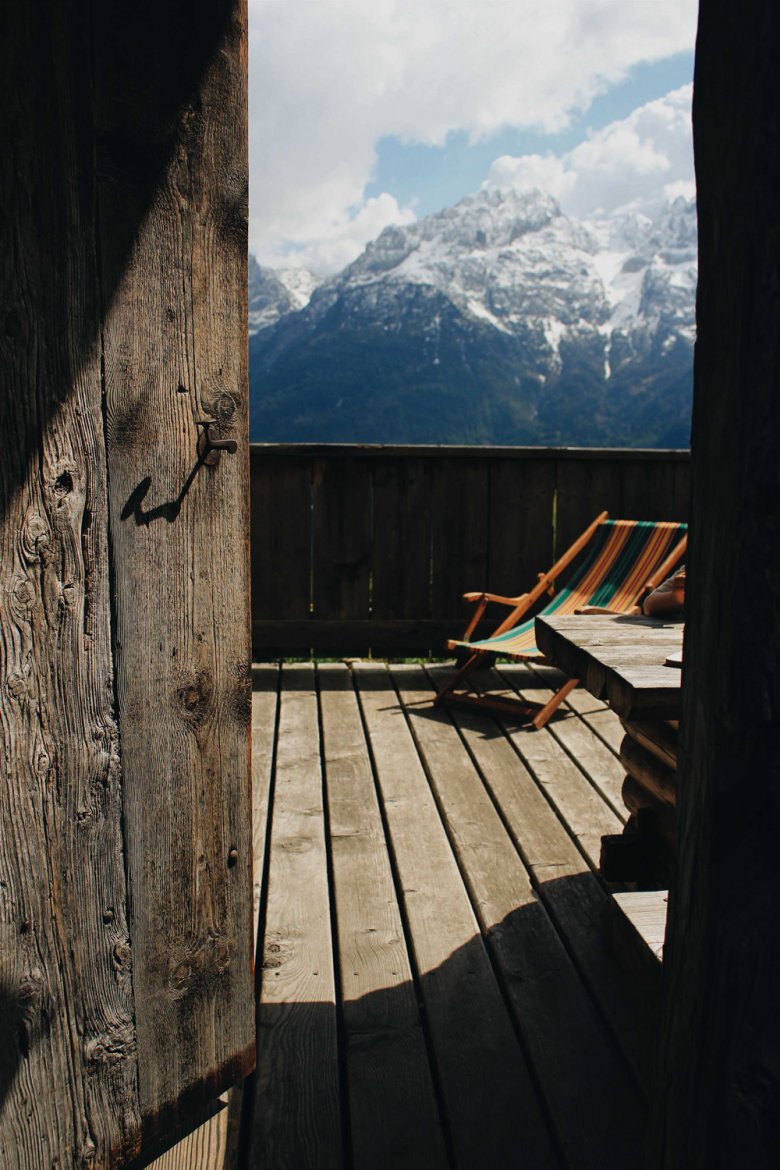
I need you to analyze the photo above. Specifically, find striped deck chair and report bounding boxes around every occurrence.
[436,511,687,729]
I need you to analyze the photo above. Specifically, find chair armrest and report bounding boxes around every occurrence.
[460,591,533,642]
[463,591,529,607]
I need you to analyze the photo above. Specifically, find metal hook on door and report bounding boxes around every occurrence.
[196,419,238,466]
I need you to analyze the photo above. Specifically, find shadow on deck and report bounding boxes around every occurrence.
[155,661,653,1170]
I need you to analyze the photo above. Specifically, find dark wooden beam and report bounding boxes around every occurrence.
[651,3,780,1166]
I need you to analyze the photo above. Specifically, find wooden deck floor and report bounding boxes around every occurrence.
[157,661,650,1170]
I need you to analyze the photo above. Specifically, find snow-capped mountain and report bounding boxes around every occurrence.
[249,188,696,447]
[248,254,321,334]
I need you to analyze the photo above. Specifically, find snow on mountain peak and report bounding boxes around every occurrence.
[248,255,322,333]
[250,187,696,448]
[250,185,696,384]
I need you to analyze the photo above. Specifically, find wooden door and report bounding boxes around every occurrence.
[0,2,253,1166]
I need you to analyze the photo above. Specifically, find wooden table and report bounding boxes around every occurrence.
[536,612,683,973]
[535,613,683,721]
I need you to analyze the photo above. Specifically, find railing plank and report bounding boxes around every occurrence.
[250,451,311,620]
[312,457,373,621]
[486,457,557,597]
[371,457,432,621]
[554,456,624,560]
[619,457,687,524]
[430,457,490,620]
[249,445,689,657]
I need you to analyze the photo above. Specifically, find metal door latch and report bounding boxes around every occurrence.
[196,419,238,466]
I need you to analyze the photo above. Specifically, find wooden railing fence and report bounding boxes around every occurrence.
[250,444,690,657]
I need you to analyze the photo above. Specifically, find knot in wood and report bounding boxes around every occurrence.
[11,575,36,614]
[52,470,74,498]
[22,513,50,561]
[112,942,132,973]
[208,390,238,423]
[175,670,213,725]
[60,581,78,611]
[6,671,29,703]
[18,968,45,1019]
[78,1137,97,1168]
[263,933,288,970]
[212,936,231,973]
[231,662,252,723]
[84,1023,135,1066]
[169,959,193,997]
[281,835,313,854]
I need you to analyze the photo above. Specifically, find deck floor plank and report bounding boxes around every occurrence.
[422,666,646,1088]
[553,673,626,755]
[464,669,623,869]
[242,660,649,1170]
[147,1095,238,1170]
[396,666,646,1169]
[497,665,628,819]
[247,665,342,1170]
[318,664,450,1170]
[251,665,280,951]
[354,663,561,1170]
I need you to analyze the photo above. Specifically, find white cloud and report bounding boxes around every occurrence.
[268,193,417,274]
[484,154,579,205]
[249,0,698,269]
[485,85,694,218]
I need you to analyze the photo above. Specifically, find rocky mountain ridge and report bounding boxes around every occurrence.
[249,187,696,447]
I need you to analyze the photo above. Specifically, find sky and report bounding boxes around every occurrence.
[249,0,698,273]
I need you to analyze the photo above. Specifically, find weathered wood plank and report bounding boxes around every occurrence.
[499,664,628,818]
[250,452,311,622]
[486,458,556,598]
[535,614,683,720]
[610,892,668,965]
[251,666,279,951]
[318,664,449,1170]
[96,0,254,1139]
[554,458,623,561]
[619,458,687,524]
[251,443,691,462]
[0,7,140,1165]
[422,666,643,1083]
[248,665,341,1169]
[312,457,373,621]
[354,663,559,1170]
[371,457,433,621]
[248,448,689,651]
[652,7,780,1163]
[429,458,490,621]
[620,735,677,807]
[252,618,458,658]
[603,891,666,1039]
[620,718,679,770]
[561,678,625,754]
[146,1093,240,1170]
[394,666,647,1168]
[463,667,624,870]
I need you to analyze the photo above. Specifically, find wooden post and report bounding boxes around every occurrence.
[0,2,253,1166]
[0,7,141,1164]
[651,3,780,1166]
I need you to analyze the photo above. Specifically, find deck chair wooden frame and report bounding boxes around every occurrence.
[435,511,687,729]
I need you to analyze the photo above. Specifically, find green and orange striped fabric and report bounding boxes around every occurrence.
[453,519,688,659]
